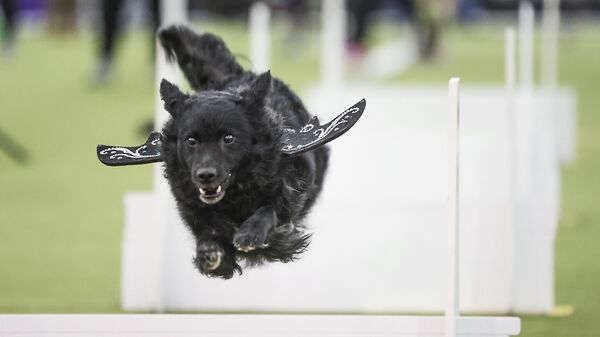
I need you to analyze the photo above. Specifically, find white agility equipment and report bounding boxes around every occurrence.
[0,314,519,337]
[321,0,345,88]
[519,0,534,91]
[446,78,461,337]
[0,79,520,337]
[542,0,560,88]
[119,0,576,315]
[0,2,530,336]
[249,1,271,73]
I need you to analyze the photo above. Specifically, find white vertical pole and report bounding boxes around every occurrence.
[506,28,517,98]
[517,0,535,204]
[154,0,187,312]
[321,0,345,88]
[519,1,535,91]
[445,78,461,337]
[154,51,178,148]
[542,0,560,88]
[517,0,535,201]
[514,4,537,311]
[152,42,170,313]
[249,2,271,73]
[505,26,518,312]
[155,1,187,147]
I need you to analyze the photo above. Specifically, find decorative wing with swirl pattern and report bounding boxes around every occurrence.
[280,98,365,155]
[97,132,163,166]
[96,99,366,166]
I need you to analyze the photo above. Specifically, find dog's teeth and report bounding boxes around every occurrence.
[199,188,206,196]
[216,185,222,193]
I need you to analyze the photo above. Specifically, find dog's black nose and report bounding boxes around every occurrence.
[195,168,217,183]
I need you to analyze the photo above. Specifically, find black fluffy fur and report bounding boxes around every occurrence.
[158,25,329,279]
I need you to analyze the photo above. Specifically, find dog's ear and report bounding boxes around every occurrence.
[160,79,188,117]
[241,71,271,105]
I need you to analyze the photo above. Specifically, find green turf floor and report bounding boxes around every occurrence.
[0,21,599,336]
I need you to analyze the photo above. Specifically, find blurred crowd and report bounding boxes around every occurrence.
[1,0,599,82]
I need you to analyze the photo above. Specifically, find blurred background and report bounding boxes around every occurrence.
[0,1,599,336]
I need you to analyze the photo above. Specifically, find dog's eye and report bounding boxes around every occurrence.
[223,133,235,144]
[186,137,198,147]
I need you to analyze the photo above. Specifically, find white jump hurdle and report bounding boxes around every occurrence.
[117,0,576,315]
[0,79,520,337]
[0,315,520,337]
[0,3,529,336]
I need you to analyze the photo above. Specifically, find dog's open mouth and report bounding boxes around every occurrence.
[198,173,232,205]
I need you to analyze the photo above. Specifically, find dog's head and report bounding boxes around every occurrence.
[160,72,276,205]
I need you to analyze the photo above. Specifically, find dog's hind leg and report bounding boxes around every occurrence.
[158,25,245,91]
[233,206,277,253]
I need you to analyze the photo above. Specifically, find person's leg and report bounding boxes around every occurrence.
[347,0,381,45]
[149,0,160,33]
[346,0,381,60]
[409,0,440,60]
[101,0,125,61]
[95,0,124,82]
[1,0,17,52]
[148,0,161,62]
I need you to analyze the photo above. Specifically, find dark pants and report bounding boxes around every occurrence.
[347,0,381,44]
[100,0,162,61]
[347,0,416,44]
[0,0,16,43]
[346,0,437,59]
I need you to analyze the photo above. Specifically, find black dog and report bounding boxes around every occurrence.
[157,26,329,279]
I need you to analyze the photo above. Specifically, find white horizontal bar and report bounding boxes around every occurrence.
[0,315,520,336]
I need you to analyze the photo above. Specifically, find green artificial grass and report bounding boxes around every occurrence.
[0,32,154,312]
[0,20,599,336]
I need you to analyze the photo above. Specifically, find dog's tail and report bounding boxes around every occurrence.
[158,25,245,91]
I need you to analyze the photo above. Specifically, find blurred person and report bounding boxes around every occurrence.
[192,0,252,15]
[267,0,310,57]
[456,0,482,21]
[47,0,77,33]
[94,0,162,84]
[346,0,444,62]
[412,0,444,60]
[282,0,309,55]
[0,0,16,55]
[346,0,379,60]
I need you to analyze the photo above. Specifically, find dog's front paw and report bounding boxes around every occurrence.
[233,225,270,252]
[194,241,224,272]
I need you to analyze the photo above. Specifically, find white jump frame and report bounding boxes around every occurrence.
[0,4,521,336]
[0,79,520,337]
